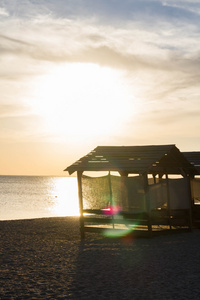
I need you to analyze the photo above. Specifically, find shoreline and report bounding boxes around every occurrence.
[1,217,200,299]
[0,215,80,222]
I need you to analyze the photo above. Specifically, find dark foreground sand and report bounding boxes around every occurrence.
[1,217,200,300]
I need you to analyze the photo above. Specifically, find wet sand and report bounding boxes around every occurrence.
[1,217,200,299]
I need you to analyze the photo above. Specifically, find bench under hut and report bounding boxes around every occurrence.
[65,144,197,238]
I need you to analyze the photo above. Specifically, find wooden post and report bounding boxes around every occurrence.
[143,173,152,237]
[108,171,115,229]
[165,173,172,230]
[187,175,193,231]
[159,173,163,183]
[120,173,128,212]
[77,171,85,239]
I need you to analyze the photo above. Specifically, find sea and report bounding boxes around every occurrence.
[0,176,79,221]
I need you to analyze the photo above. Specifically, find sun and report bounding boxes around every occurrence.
[32,63,136,142]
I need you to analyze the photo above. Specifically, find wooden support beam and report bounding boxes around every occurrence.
[108,171,115,229]
[187,175,193,231]
[165,173,172,230]
[143,173,152,237]
[77,171,85,239]
[153,174,157,184]
[121,174,128,212]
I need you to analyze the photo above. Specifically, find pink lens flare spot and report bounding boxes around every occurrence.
[102,205,121,215]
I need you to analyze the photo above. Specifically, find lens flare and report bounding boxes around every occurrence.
[102,223,138,238]
[102,204,121,215]
[101,203,141,238]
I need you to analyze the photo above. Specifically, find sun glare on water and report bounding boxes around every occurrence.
[50,177,79,217]
[32,63,136,141]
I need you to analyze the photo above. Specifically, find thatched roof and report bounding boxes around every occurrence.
[65,144,197,176]
[183,152,200,175]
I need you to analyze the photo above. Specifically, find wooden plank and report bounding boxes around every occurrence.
[83,209,103,214]
[84,217,113,224]
[83,217,149,225]
[187,176,193,231]
[95,145,174,152]
[84,226,107,233]
[77,171,85,239]
[143,173,152,237]
[83,209,148,219]
[84,227,132,234]
[83,226,150,234]
[108,172,115,229]
[165,173,172,230]
[92,154,161,159]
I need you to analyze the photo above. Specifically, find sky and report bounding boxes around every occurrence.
[0,0,200,176]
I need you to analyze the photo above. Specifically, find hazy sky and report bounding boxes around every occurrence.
[1,0,200,175]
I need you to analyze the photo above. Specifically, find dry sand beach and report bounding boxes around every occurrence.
[1,217,200,299]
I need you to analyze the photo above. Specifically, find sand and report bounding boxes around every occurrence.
[1,217,200,299]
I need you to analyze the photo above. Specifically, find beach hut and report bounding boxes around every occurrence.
[183,152,200,222]
[182,152,200,176]
[65,145,197,238]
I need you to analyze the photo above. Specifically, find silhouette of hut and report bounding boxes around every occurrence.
[183,152,200,223]
[183,152,200,176]
[65,144,197,238]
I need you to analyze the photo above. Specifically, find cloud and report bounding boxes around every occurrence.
[0,7,9,16]
[0,1,200,141]
[0,103,31,118]
[1,0,200,175]
[0,7,199,115]
[15,0,199,24]
[0,13,199,71]
[162,0,200,16]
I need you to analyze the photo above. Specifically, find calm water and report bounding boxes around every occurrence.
[0,176,79,220]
